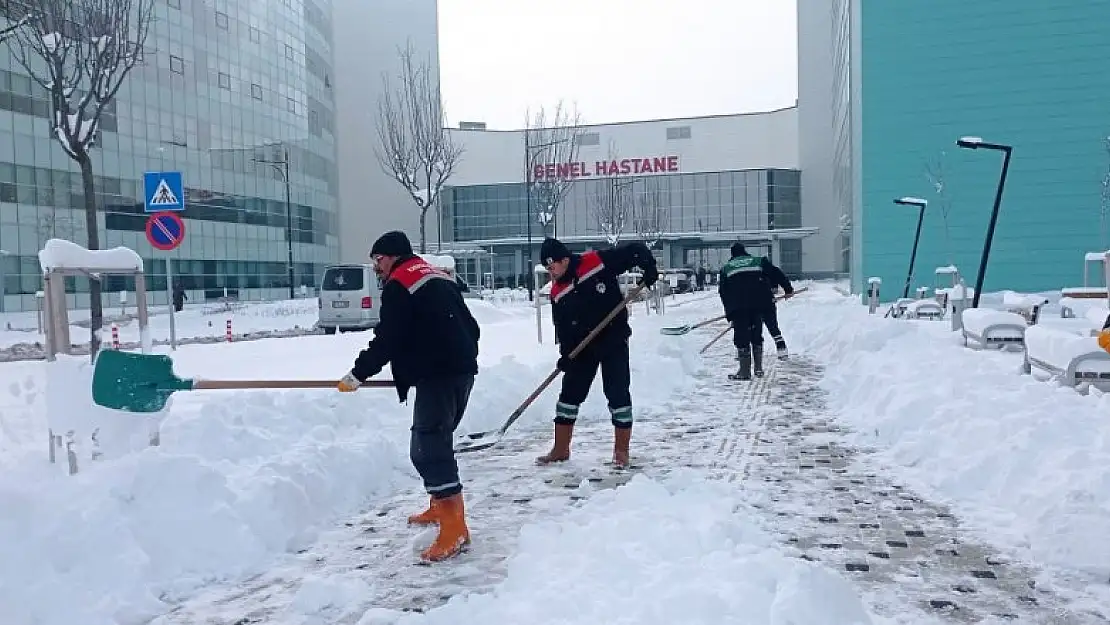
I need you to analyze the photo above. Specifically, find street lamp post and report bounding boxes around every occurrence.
[254,148,295,300]
[956,136,1013,309]
[893,197,928,299]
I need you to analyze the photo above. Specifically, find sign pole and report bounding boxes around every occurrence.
[167,256,177,350]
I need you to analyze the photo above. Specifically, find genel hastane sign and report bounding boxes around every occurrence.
[533,156,680,180]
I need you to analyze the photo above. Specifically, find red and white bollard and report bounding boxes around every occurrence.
[226,318,233,342]
[111,323,120,349]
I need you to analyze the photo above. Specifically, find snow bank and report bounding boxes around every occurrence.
[780,284,1110,577]
[385,474,876,625]
[0,302,704,624]
[38,238,143,273]
[960,308,1026,336]
[0,365,413,625]
[1024,325,1109,372]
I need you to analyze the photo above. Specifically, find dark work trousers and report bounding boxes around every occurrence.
[730,309,764,355]
[410,374,475,499]
[762,300,785,348]
[555,339,633,429]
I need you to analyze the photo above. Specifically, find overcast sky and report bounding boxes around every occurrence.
[437,0,798,130]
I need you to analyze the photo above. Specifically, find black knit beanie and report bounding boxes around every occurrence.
[539,237,571,265]
[730,242,747,257]
[370,230,413,257]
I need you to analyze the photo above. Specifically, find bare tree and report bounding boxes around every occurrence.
[632,177,667,249]
[524,101,583,236]
[1101,135,1110,248]
[591,143,633,246]
[922,152,955,264]
[375,40,463,253]
[3,0,154,358]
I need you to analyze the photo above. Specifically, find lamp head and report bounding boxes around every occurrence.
[893,197,928,208]
[957,136,983,149]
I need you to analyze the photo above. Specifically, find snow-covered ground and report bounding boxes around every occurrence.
[2,282,1109,624]
[783,288,1110,585]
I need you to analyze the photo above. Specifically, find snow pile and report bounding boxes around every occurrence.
[0,376,413,625]
[0,300,704,624]
[777,284,1110,577]
[383,474,876,625]
[38,238,143,272]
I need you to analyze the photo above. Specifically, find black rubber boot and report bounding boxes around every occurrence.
[753,344,764,377]
[729,349,752,381]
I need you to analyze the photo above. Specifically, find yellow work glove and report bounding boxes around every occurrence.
[338,372,361,392]
[1098,329,1110,353]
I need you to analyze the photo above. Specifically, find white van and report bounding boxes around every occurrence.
[317,264,382,334]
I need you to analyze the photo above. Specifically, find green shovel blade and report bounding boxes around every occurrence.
[92,349,195,413]
[659,324,692,336]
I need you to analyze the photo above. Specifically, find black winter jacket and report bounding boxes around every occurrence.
[550,242,657,357]
[351,255,480,401]
[718,253,793,318]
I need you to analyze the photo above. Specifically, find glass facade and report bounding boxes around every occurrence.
[441,168,802,288]
[831,0,854,279]
[0,0,339,312]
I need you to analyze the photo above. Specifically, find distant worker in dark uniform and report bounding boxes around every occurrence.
[535,237,658,469]
[172,283,187,312]
[338,230,481,562]
[718,242,794,380]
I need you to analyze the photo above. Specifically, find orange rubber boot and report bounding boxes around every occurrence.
[407,496,439,526]
[421,493,470,562]
[535,422,574,465]
[612,426,632,469]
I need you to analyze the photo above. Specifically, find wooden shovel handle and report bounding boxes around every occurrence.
[192,379,395,390]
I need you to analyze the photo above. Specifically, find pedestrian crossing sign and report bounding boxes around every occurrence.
[143,171,184,212]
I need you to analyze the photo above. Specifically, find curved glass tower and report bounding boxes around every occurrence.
[0,0,339,311]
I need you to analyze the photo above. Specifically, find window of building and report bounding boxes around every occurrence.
[286,97,296,113]
[167,0,180,8]
[250,83,263,100]
[249,26,261,42]
[666,126,691,140]
[169,55,184,74]
[215,11,228,29]
[285,44,295,60]
[218,72,231,89]
[576,132,599,146]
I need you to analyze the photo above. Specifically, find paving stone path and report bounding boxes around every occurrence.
[671,343,1109,624]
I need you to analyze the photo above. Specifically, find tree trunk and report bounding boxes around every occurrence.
[79,155,103,359]
[418,206,428,254]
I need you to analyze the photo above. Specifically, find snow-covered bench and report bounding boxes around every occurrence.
[1022,325,1110,392]
[961,308,1027,350]
[1060,296,1106,320]
[904,298,944,320]
[1001,291,1047,325]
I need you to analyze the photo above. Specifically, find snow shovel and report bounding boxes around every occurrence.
[455,284,647,454]
[696,287,808,355]
[91,349,394,413]
[659,313,727,336]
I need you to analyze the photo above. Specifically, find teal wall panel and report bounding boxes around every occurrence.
[859,0,1110,298]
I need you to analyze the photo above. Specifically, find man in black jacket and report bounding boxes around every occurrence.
[338,231,480,562]
[718,242,794,381]
[535,237,659,469]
